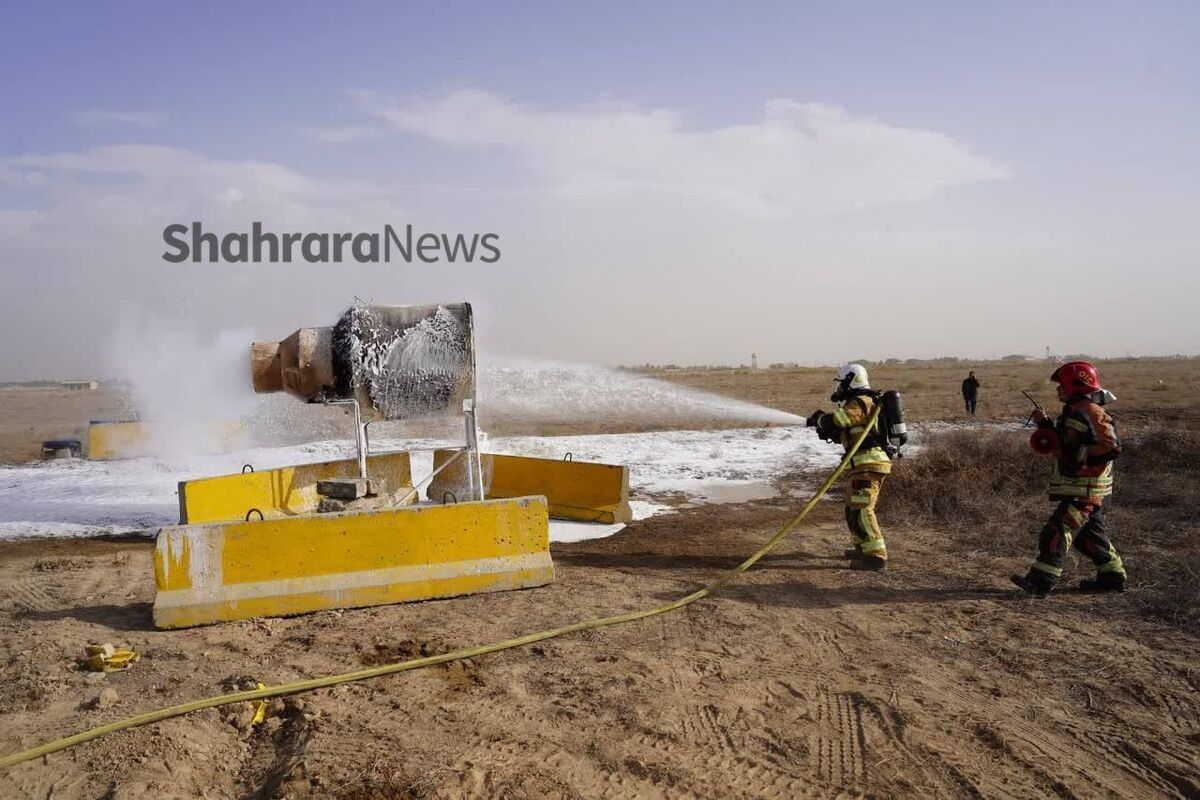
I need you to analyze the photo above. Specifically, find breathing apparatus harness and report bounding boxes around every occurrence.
[809,383,908,458]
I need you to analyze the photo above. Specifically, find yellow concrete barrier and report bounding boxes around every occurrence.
[178,453,415,524]
[87,421,150,460]
[428,450,632,523]
[87,420,244,460]
[153,496,552,629]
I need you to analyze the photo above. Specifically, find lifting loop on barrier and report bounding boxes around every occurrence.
[563,452,573,462]
[245,508,264,521]
[242,464,254,474]
[442,491,458,504]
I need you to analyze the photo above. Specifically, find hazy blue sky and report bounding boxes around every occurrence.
[1,2,1197,379]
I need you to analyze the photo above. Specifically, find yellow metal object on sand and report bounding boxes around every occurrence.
[250,682,267,725]
[177,452,415,524]
[428,450,631,523]
[152,495,552,629]
[84,643,140,672]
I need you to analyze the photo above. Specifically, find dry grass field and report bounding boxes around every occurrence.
[0,357,1197,798]
[652,357,1200,631]
[643,356,1200,428]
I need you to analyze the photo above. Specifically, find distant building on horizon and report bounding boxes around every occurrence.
[61,379,98,391]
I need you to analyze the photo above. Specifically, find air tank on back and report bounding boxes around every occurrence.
[880,389,907,455]
[250,302,476,421]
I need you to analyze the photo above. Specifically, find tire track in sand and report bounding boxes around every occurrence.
[810,690,867,786]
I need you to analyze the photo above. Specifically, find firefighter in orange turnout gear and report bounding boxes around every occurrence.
[807,364,892,571]
[1012,361,1127,596]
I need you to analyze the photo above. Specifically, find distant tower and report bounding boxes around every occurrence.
[751,353,758,369]
[1045,346,1051,361]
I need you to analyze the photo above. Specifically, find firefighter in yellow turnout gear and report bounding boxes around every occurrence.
[1012,361,1127,597]
[807,364,892,571]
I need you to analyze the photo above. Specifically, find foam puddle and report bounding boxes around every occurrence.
[683,481,781,505]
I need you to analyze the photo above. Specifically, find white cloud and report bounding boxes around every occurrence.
[358,89,1011,218]
[72,110,167,128]
[5,144,397,226]
[2,95,1189,378]
[0,209,44,237]
[303,125,383,144]
[0,144,435,380]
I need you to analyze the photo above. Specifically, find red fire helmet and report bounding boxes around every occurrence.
[1051,361,1101,397]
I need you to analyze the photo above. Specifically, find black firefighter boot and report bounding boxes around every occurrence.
[850,555,887,572]
[1078,573,1126,593]
[1010,570,1055,597]
[842,547,861,560]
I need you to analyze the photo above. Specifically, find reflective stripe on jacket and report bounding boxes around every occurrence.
[1049,398,1118,501]
[827,395,891,475]
[1049,461,1114,499]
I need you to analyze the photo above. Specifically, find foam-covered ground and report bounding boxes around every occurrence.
[0,425,847,542]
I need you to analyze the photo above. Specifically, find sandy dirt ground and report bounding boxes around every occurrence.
[0,387,130,464]
[1,361,1198,797]
[1,500,1197,799]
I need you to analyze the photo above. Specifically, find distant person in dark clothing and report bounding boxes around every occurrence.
[962,371,980,415]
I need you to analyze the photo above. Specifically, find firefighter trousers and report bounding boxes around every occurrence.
[1031,500,1126,583]
[844,472,887,560]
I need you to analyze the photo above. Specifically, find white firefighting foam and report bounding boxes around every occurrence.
[0,426,834,542]
[478,359,806,427]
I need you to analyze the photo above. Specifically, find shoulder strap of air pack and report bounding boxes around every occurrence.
[850,391,887,448]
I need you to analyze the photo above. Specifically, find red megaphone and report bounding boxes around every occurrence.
[1029,428,1060,455]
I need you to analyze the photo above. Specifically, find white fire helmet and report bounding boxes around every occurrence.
[831,363,870,403]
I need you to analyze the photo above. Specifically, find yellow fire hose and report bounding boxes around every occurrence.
[0,409,878,771]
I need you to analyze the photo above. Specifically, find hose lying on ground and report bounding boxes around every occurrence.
[0,408,879,771]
